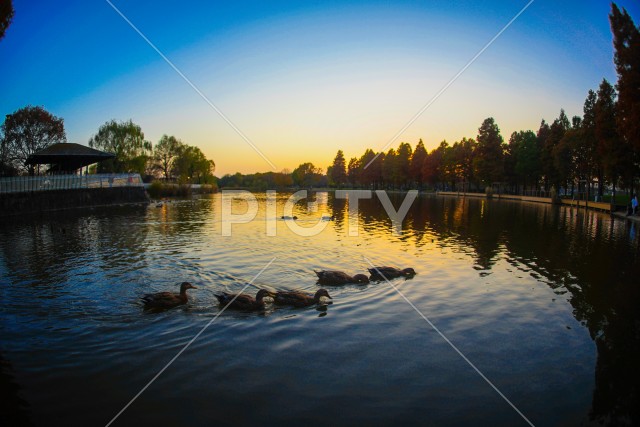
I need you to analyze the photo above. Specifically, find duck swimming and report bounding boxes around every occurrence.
[368,266,416,280]
[214,289,275,311]
[315,270,369,285]
[274,289,332,307]
[141,282,197,310]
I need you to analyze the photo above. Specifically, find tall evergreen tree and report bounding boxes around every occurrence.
[508,130,539,193]
[359,149,381,189]
[347,157,360,186]
[539,110,570,191]
[382,148,398,188]
[441,142,457,189]
[454,137,476,189]
[548,110,571,189]
[396,142,413,188]
[473,117,504,187]
[595,79,628,198]
[610,3,640,191]
[580,89,600,197]
[422,141,448,190]
[554,117,580,195]
[537,119,552,191]
[329,150,347,187]
[410,139,428,186]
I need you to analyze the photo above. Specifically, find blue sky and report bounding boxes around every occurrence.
[1,1,639,175]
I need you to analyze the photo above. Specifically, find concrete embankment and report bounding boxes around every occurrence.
[611,211,640,223]
[437,191,613,213]
[0,187,149,217]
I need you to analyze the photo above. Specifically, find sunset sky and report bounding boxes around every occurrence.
[1,0,639,176]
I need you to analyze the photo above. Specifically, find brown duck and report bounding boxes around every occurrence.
[141,282,197,309]
[368,266,416,281]
[315,270,369,285]
[274,289,332,307]
[215,289,275,311]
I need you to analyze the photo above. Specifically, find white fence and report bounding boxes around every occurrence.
[0,174,143,194]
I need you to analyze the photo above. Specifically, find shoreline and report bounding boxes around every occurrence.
[268,188,638,223]
[435,190,640,223]
[0,187,149,218]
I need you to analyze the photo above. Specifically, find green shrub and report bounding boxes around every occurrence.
[147,181,164,199]
[200,184,218,194]
[147,181,218,198]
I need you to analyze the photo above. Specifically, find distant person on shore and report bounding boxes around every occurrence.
[632,195,639,215]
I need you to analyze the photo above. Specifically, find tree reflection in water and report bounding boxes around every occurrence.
[332,192,640,425]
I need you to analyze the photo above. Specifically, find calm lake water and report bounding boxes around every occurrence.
[1,192,639,426]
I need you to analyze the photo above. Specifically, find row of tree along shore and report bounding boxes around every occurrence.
[220,4,640,207]
[0,112,217,187]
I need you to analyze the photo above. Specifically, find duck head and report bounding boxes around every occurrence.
[315,289,332,300]
[353,274,369,284]
[401,268,416,276]
[256,289,275,301]
[180,282,197,292]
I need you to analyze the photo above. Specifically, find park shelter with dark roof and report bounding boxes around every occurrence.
[26,143,115,173]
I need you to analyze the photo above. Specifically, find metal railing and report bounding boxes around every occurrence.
[0,174,143,194]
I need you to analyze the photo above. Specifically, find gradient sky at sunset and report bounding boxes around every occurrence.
[1,1,639,175]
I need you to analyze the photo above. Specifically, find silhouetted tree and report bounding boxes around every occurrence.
[538,111,569,191]
[595,79,628,200]
[452,137,475,189]
[610,3,640,191]
[554,117,580,196]
[579,90,600,198]
[273,169,293,188]
[0,0,14,42]
[547,109,571,190]
[173,144,216,184]
[89,119,151,174]
[0,105,66,175]
[506,130,539,193]
[473,117,504,187]
[347,157,360,186]
[441,142,457,188]
[422,141,448,189]
[329,150,347,187]
[410,139,428,187]
[154,134,182,180]
[382,148,397,188]
[292,162,323,187]
[396,142,413,188]
[537,120,552,191]
[359,149,382,189]
[504,134,518,192]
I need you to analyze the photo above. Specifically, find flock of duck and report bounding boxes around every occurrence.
[140,266,416,311]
